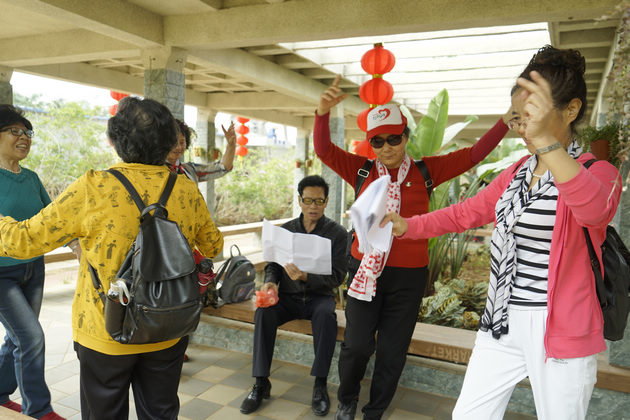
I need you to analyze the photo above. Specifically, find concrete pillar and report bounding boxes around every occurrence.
[196,109,218,215]
[0,66,13,104]
[322,104,345,224]
[142,47,187,120]
[293,128,310,217]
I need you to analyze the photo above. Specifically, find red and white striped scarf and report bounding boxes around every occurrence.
[348,156,411,302]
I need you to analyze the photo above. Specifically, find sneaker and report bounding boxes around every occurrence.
[39,411,66,420]
[1,400,21,412]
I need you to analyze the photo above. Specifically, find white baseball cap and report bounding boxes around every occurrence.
[366,104,407,140]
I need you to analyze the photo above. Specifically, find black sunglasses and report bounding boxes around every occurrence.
[369,134,403,149]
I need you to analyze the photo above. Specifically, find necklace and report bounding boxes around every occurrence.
[0,162,21,174]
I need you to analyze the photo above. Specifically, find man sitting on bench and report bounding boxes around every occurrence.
[240,175,348,417]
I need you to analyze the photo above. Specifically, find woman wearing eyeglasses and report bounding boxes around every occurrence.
[382,46,621,420]
[314,76,512,420]
[0,105,64,419]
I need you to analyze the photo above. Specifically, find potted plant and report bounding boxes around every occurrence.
[578,122,621,168]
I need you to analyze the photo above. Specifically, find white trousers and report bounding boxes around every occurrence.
[452,307,598,420]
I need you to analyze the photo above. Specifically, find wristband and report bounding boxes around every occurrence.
[535,142,562,155]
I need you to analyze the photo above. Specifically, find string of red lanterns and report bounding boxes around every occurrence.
[353,43,396,159]
[236,116,250,158]
[109,91,129,116]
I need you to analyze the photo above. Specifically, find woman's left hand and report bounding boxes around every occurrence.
[516,71,561,147]
[380,212,408,237]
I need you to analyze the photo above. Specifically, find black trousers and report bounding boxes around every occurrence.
[74,337,188,420]
[338,265,427,420]
[252,294,337,378]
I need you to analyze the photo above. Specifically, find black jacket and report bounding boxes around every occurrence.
[264,214,348,301]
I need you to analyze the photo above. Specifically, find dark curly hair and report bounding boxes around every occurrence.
[107,97,178,164]
[0,104,33,132]
[513,45,587,128]
[298,175,329,198]
[175,119,196,149]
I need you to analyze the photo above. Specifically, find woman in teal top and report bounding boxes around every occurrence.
[0,105,64,419]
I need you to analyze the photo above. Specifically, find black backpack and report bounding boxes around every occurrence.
[582,160,630,341]
[89,169,203,344]
[347,159,433,276]
[213,244,256,307]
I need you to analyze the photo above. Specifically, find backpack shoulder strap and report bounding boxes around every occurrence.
[414,160,433,197]
[107,169,145,212]
[583,227,606,307]
[583,158,597,169]
[354,159,374,200]
[158,172,177,207]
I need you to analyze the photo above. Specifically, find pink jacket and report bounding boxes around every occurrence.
[402,153,622,358]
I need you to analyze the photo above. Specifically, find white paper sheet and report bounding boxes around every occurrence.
[350,175,393,254]
[261,219,332,275]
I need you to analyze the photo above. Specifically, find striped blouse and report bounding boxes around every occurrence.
[509,183,558,307]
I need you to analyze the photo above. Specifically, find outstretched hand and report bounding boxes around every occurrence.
[317,74,347,116]
[380,212,408,237]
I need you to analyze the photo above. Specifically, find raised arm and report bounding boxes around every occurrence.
[221,122,236,172]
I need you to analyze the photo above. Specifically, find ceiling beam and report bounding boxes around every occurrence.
[165,0,620,49]
[199,0,222,11]
[205,92,313,110]
[0,30,139,67]
[187,48,366,113]
[17,62,206,108]
[12,0,164,48]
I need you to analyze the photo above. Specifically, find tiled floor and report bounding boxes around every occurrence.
[2,264,534,420]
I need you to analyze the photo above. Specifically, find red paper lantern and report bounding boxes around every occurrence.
[109,104,118,116]
[236,146,248,157]
[237,136,248,146]
[361,43,395,75]
[237,117,250,124]
[352,139,377,159]
[236,125,250,135]
[110,91,128,101]
[359,78,394,105]
[356,108,371,132]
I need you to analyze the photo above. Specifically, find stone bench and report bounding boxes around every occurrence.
[201,300,630,395]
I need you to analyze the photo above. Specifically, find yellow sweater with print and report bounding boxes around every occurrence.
[0,163,223,355]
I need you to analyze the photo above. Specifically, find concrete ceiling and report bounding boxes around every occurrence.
[0,0,622,140]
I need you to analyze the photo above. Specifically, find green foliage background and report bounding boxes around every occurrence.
[15,94,118,198]
[213,148,294,225]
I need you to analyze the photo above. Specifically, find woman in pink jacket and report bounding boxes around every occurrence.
[382,45,621,420]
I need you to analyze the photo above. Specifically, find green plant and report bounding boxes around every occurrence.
[418,277,487,330]
[214,148,294,225]
[16,95,118,198]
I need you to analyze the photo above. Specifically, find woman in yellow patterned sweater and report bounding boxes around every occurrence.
[0,97,223,420]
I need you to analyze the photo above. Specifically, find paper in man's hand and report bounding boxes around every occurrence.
[262,219,332,275]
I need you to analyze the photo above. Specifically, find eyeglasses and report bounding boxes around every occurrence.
[301,197,326,206]
[1,127,34,138]
[369,134,403,149]
[507,118,528,131]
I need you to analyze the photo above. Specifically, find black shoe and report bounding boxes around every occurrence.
[312,383,330,416]
[240,378,271,414]
[334,400,357,420]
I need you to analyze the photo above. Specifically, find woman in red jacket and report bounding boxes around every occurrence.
[315,75,512,420]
